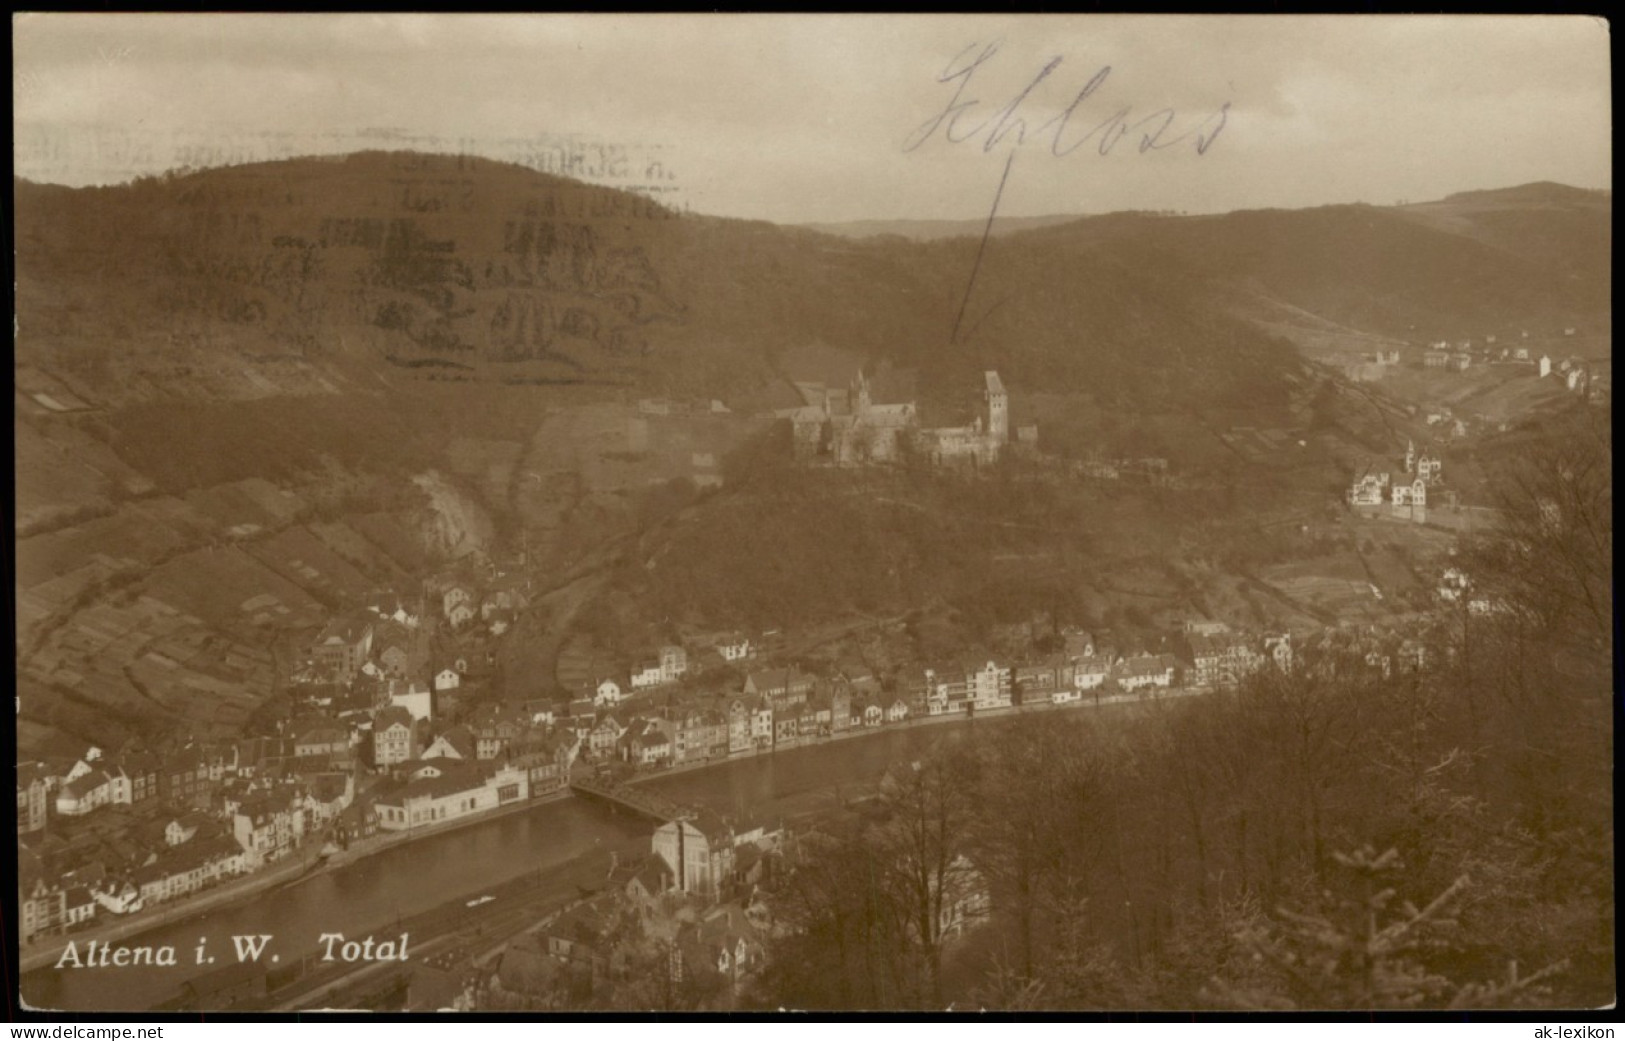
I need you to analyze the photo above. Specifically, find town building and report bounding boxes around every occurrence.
[1263,632,1293,672]
[56,769,115,817]
[777,370,918,466]
[373,763,528,833]
[423,725,477,761]
[388,679,433,722]
[231,789,304,864]
[1112,653,1178,691]
[1183,631,1262,688]
[621,720,673,767]
[1014,659,1075,705]
[1348,469,1390,507]
[588,716,628,760]
[18,762,52,834]
[372,706,418,767]
[593,679,624,707]
[630,661,665,690]
[1072,656,1111,692]
[291,719,350,764]
[744,668,815,704]
[715,633,753,662]
[652,813,737,897]
[1391,477,1427,523]
[966,660,1014,710]
[309,615,375,686]
[659,645,689,683]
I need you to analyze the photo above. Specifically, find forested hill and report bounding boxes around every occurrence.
[15,155,1607,414]
[17,150,1285,413]
[1013,182,1609,342]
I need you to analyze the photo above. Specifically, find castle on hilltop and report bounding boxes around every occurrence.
[775,370,1016,468]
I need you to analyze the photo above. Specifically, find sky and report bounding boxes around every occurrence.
[12,13,1613,224]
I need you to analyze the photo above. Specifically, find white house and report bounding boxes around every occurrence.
[422,726,475,761]
[442,584,474,620]
[93,881,144,916]
[390,682,434,723]
[659,645,689,683]
[1438,567,1471,602]
[1263,633,1293,672]
[1072,657,1111,691]
[433,668,462,692]
[594,679,624,707]
[1113,654,1177,692]
[374,764,528,833]
[750,700,774,745]
[967,661,1013,710]
[716,634,752,662]
[630,661,665,690]
[652,815,735,897]
[56,770,115,817]
[1392,478,1427,508]
[1348,470,1390,507]
[589,716,628,759]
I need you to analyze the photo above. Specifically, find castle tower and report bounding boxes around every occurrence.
[853,370,872,417]
[983,371,1008,444]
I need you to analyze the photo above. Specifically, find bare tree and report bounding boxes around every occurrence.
[873,747,984,1008]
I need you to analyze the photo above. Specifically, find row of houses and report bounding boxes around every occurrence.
[493,810,785,1006]
[19,767,357,946]
[21,700,596,943]
[23,737,267,830]
[27,710,375,832]
[300,596,488,694]
[353,700,584,834]
[569,635,1293,777]
[435,571,529,633]
[596,632,756,701]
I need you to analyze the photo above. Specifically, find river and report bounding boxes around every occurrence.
[20,717,984,1012]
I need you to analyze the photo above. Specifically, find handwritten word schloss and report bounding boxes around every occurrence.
[904,40,1229,158]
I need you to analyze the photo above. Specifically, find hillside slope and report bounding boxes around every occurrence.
[15,151,1304,413]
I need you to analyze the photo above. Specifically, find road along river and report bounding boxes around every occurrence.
[21,703,1143,1011]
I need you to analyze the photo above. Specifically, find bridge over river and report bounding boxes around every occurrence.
[569,777,692,822]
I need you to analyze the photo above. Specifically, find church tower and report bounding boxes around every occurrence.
[983,371,1008,444]
[853,369,872,418]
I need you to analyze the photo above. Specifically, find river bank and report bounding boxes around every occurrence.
[17,785,576,976]
[20,686,1199,980]
[623,687,1187,788]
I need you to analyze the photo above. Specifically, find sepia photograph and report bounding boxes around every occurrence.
[11,13,1613,1017]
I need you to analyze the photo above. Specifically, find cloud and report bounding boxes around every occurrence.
[12,13,1610,222]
